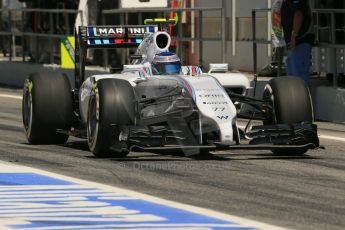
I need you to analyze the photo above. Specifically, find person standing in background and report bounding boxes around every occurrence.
[272,0,286,48]
[281,0,314,85]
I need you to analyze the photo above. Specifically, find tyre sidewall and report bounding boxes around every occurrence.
[22,72,73,143]
[87,79,135,156]
[265,76,313,124]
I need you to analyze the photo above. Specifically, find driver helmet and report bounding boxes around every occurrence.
[152,52,181,75]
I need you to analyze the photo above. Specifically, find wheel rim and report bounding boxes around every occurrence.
[263,85,276,124]
[87,95,98,145]
[23,83,33,135]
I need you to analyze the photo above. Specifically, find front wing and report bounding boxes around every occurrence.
[128,122,319,154]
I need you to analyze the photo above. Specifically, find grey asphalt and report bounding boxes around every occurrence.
[0,87,344,230]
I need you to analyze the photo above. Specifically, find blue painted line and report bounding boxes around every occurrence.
[0,173,75,185]
[0,172,267,230]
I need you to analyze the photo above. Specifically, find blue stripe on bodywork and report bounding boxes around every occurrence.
[148,26,155,32]
[87,27,94,36]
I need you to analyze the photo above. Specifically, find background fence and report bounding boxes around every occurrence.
[0,7,344,87]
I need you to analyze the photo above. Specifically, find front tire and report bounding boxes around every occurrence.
[263,76,313,124]
[22,72,73,144]
[87,79,135,157]
[263,76,314,155]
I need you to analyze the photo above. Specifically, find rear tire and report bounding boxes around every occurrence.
[263,76,314,155]
[87,79,135,157]
[22,72,73,144]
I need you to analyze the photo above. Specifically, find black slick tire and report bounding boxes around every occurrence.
[264,76,313,124]
[263,76,314,155]
[87,78,135,157]
[22,72,73,144]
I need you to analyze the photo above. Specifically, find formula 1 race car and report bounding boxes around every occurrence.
[22,21,319,157]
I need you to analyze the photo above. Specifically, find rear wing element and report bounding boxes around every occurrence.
[78,25,158,48]
[75,25,158,88]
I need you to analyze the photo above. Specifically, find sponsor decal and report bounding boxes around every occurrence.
[199,94,224,98]
[202,102,228,105]
[217,115,229,120]
[86,26,156,45]
[94,27,147,37]
[60,36,75,69]
[96,27,124,36]
[213,107,226,112]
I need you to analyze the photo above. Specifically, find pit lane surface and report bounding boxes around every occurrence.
[0,87,344,230]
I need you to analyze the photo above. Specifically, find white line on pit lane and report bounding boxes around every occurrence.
[0,93,22,100]
[318,135,345,142]
[237,125,345,143]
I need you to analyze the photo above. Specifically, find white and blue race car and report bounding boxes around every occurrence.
[22,22,319,157]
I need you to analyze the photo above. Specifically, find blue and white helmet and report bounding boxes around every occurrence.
[152,52,181,75]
